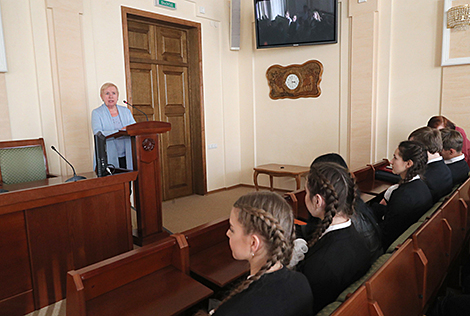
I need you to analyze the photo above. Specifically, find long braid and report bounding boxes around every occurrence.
[306,166,339,247]
[305,162,356,247]
[211,191,295,314]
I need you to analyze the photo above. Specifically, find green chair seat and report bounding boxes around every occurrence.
[386,222,422,253]
[337,253,392,302]
[316,301,342,316]
[418,202,442,223]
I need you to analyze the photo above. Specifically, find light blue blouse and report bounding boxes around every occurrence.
[91,104,136,170]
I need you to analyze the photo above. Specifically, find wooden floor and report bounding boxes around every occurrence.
[162,185,285,233]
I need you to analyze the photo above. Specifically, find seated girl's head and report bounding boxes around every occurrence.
[305,162,356,245]
[392,141,427,182]
[206,192,296,314]
[427,115,455,130]
[311,153,348,169]
[228,191,295,269]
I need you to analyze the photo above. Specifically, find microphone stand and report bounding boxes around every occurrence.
[123,100,149,121]
[51,146,87,182]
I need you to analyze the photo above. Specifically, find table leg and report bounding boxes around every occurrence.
[254,171,259,191]
[269,175,274,191]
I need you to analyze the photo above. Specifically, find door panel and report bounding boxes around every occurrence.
[158,65,192,200]
[129,63,157,122]
[128,20,155,60]
[156,26,187,64]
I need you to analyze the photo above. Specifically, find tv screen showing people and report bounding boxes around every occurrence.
[254,0,337,48]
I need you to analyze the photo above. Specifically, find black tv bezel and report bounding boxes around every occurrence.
[254,0,338,49]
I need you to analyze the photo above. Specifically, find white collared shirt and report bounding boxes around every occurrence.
[428,156,443,164]
[384,175,420,201]
[444,154,465,164]
[321,219,351,238]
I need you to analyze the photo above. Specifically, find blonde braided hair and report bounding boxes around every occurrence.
[212,191,295,313]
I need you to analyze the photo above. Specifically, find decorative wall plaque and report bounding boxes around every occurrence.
[266,60,323,100]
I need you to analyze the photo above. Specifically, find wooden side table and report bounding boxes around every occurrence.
[253,164,310,191]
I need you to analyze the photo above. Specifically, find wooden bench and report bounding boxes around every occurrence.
[332,286,369,316]
[412,209,452,304]
[182,218,249,288]
[66,234,213,316]
[365,239,426,316]
[353,162,392,196]
[284,189,309,220]
[316,163,470,316]
[457,177,470,235]
[440,190,467,261]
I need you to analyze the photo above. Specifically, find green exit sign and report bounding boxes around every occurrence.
[155,0,176,9]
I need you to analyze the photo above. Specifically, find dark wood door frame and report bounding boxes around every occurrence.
[121,6,207,196]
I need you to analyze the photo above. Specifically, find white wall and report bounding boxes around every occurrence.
[0,0,456,192]
[387,0,444,155]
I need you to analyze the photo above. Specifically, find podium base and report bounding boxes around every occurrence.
[133,230,170,247]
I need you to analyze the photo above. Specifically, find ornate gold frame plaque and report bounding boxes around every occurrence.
[266,60,323,100]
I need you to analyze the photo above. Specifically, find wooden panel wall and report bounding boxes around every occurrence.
[0,74,11,141]
[348,0,379,169]
[45,0,92,174]
[441,1,470,134]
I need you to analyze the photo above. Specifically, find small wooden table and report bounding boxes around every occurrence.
[253,163,310,191]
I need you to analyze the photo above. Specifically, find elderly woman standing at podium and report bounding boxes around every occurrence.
[92,82,136,170]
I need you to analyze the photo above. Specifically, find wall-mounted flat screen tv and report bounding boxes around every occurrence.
[254,0,337,49]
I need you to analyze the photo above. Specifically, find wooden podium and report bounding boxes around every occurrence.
[110,121,171,246]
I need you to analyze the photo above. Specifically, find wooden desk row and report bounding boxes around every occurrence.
[0,170,137,315]
[65,159,395,316]
[285,159,393,221]
[66,218,250,316]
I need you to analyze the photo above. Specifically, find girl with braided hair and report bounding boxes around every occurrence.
[372,140,432,250]
[297,162,370,314]
[209,191,313,316]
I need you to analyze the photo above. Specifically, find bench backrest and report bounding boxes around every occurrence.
[332,286,370,316]
[67,235,188,306]
[440,190,467,260]
[183,217,229,256]
[353,165,374,184]
[365,239,426,316]
[412,209,451,304]
[457,177,470,231]
[284,189,309,220]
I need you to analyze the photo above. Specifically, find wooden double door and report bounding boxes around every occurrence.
[125,15,202,201]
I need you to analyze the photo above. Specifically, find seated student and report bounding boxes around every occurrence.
[207,191,313,316]
[310,153,383,263]
[372,141,433,250]
[409,126,453,202]
[427,294,470,316]
[428,115,470,167]
[296,162,370,314]
[440,128,470,185]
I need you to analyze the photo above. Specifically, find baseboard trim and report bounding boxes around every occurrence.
[207,184,290,195]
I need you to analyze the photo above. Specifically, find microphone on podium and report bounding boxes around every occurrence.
[51,146,87,182]
[123,100,149,121]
